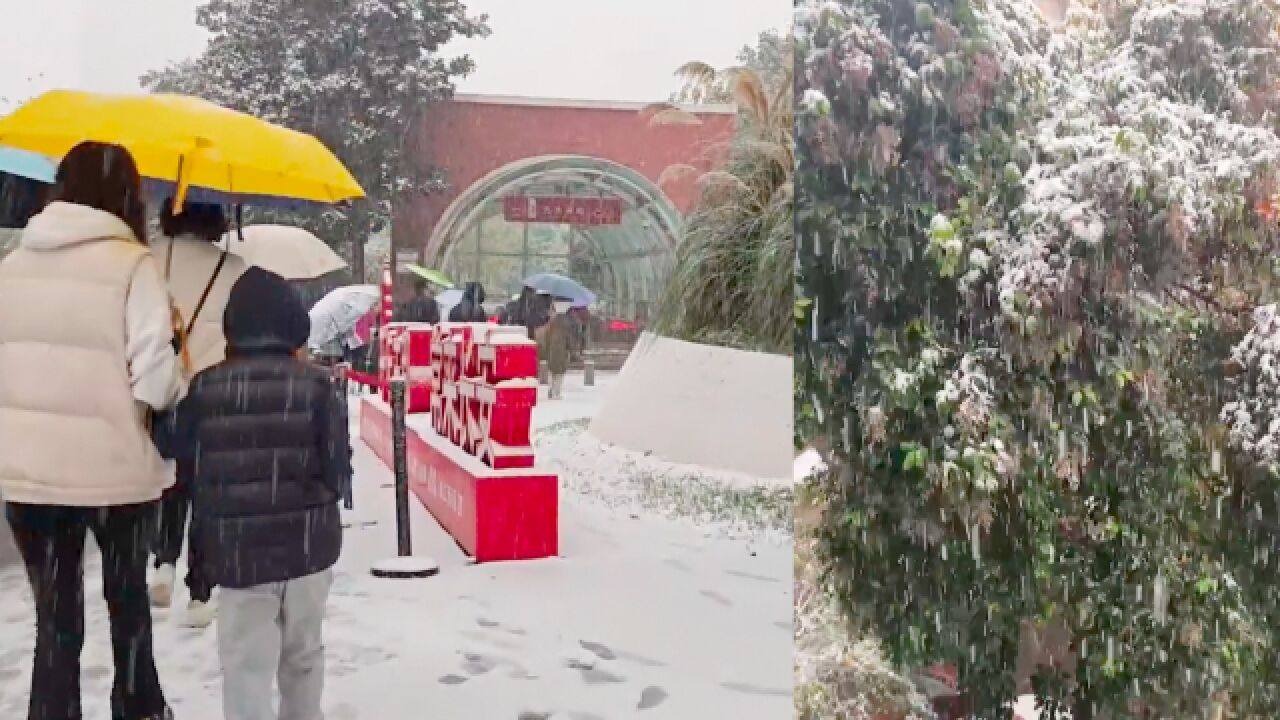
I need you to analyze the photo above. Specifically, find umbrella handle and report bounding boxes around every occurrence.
[172,137,213,214]
[171,155,187,215]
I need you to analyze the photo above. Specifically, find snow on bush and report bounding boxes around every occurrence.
[1224,304,1280,464]
[997,0,1280,335]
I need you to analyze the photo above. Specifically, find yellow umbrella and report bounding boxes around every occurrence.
[0,90,364,208]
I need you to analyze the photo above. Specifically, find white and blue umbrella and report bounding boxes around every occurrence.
[0,146,56,184]
[523,272,596,306]
[436,288,464,320]
[308,285,379,351]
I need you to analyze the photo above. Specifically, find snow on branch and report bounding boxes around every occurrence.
[996,0,1280,322]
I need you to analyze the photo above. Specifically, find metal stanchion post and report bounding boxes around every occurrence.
[391,378,411,555]
[371,377,439,579]
[583,359,596,387]
[336,363,353,510]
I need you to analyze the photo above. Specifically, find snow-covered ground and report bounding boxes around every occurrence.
[0,372,793,719]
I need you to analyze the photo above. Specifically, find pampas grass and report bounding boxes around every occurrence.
[649,50,794,355]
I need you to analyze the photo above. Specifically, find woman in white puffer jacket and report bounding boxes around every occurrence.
[147,198,248,628]
[0,141,183,720]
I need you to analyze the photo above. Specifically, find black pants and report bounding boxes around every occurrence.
[151,460,211,603]
[5,501,167,720]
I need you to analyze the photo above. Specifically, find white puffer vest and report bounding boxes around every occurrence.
[0,203,171,506]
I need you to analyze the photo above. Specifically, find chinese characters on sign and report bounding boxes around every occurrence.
[502,195,623,225]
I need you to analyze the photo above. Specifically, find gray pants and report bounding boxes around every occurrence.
[549,373,565,399]
[218,569,333,720]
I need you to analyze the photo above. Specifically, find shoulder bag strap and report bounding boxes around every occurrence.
[186,251,229,338]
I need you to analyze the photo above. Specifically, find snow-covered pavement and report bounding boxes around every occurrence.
[0,372,793,719]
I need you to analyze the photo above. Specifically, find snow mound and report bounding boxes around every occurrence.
[588,333,793,478]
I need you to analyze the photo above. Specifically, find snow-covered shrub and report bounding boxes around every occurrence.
[796,0,1280,715]
[996,0,1280,360]
[794,489,934,720]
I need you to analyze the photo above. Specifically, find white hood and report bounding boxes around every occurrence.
[21,201,137,251]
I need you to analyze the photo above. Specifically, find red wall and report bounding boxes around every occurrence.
[394,98,736,261]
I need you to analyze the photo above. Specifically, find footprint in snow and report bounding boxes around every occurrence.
[439,674,469,685]
[462,652,498,676]
[613,649,666,668]
[579,667,626,685]
[638,685,669,710]
[699,589,733,607]
[578,640,616,660]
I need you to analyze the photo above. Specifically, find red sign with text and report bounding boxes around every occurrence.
[361,319,557,562]
[361,397,558,561]
[503,195,623,225]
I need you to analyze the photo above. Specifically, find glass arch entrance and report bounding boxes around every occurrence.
[426,155,682,324]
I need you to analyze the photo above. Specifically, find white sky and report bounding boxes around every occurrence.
[0,0,789,114]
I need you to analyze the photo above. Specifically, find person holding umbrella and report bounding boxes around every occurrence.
[0,141,183,720]
[499,286,535,332]
[148,198,250,628]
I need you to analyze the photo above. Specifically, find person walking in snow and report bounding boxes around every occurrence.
[148,197,249,628]
[394,277,441,324]
[169,267,350,720]
[541,298,574,399]
[0,142,184,720]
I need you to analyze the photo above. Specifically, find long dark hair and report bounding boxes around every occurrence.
[53,142,148,244]
[158,198,229,242]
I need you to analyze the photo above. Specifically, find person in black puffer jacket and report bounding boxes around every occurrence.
[171,266,350,720]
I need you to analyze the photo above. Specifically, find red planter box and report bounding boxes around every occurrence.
[360,397,559,562]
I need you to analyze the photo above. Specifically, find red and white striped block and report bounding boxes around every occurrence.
[472,380,538,469]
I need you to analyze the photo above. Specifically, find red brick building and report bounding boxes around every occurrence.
[391,95,736,318]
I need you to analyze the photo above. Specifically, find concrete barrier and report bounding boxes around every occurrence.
[588,333,792,479]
